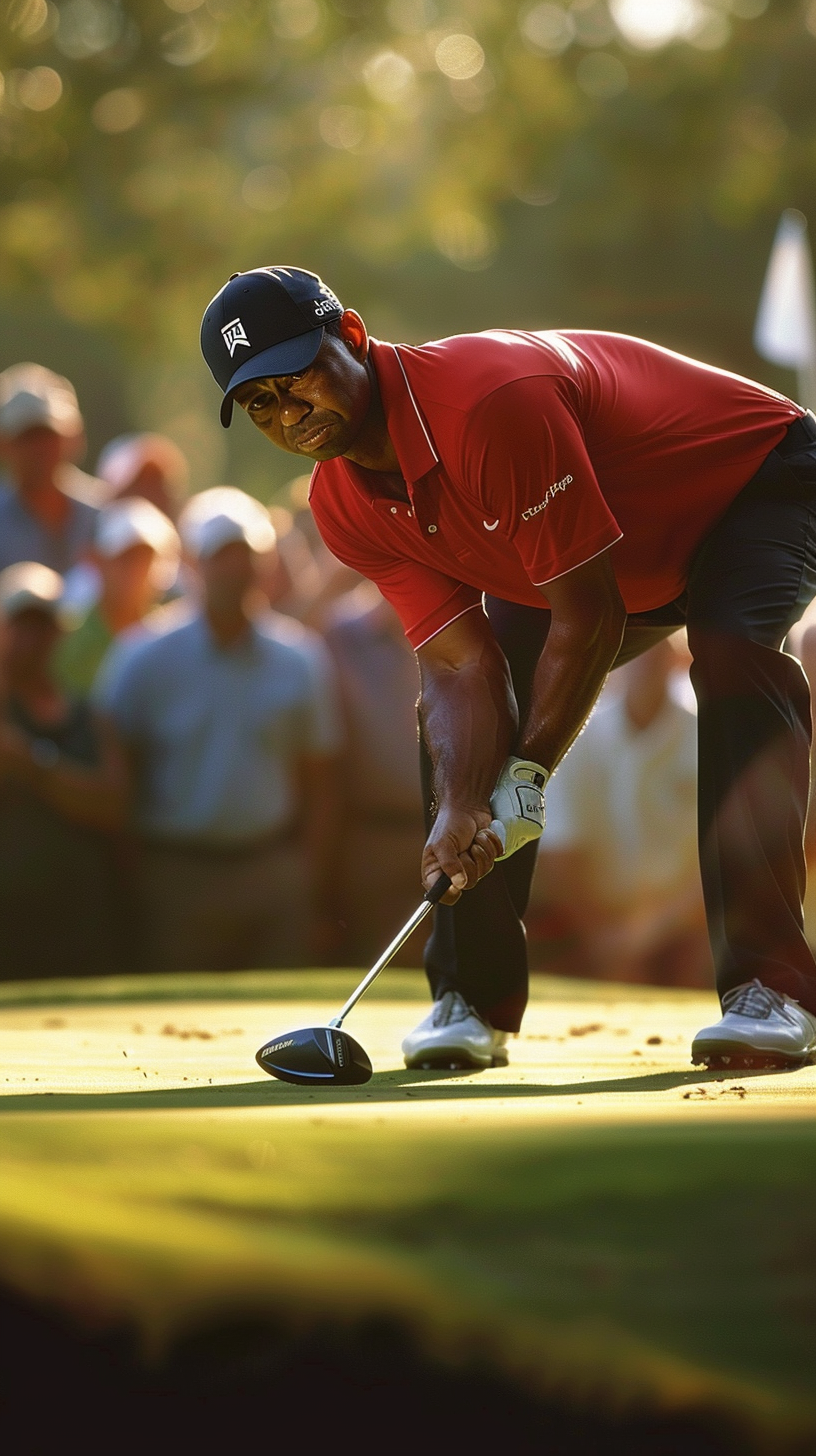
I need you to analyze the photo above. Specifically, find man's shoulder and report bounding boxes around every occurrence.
[254,609,328,668]
[134,599,197,652]
[109,600,196,673]
[389,330,575,407]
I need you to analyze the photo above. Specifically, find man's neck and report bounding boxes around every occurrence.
[342,357,403,478]
[204,603,251,648]
[7,670,66,723]
[99,595,148,638]
[17,474,70,531]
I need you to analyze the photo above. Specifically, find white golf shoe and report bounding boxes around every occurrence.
[402,991,509,1071]
[691,978,816,1069]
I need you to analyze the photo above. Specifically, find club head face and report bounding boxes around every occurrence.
[256,1026,373,1086]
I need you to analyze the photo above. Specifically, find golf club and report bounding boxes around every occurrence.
[256,872,453,1086]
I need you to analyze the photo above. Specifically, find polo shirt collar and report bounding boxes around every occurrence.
[369,340,438,485]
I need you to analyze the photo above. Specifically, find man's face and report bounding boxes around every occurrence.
[100,543,159,616]
[232,311,371,463]
[197,539,256,614]
[1,608,61,677]
[0,426,68,489]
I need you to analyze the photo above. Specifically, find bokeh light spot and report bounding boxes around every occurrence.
[15,65,63,110]
[55,0,122,58]
[5,0,49,39]
[434,33,485,81]
[609,0,698,49]
[319,104,366,150]
[160,16,218,64]
[92,88,145,133]
[363,49,415,104]
[520,3,576,55]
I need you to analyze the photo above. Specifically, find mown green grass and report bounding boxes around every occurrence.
[0,971,814,1445]
[5,1112,814,1397]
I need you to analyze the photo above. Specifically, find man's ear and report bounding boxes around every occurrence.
[338,310,369,362]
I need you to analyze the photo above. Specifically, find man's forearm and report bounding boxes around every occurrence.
[519,609,624,772]
[419,635,517,814]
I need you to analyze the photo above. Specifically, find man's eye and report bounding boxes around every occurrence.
[249,394,273,412]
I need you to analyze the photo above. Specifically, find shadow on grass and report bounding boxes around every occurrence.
[0,1065,764,1114]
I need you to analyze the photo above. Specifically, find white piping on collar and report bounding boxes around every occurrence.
[393,347,439,466]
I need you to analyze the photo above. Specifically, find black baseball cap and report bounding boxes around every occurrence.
[200,266,344,426]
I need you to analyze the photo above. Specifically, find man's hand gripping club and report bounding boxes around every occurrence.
[423,756,549,904]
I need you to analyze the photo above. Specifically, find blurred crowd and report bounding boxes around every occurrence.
[4,360,812,988]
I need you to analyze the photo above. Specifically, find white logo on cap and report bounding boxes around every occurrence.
[313,289,341,319]
[221,317,251,357]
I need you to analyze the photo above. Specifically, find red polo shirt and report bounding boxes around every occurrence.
[309,331,802,649]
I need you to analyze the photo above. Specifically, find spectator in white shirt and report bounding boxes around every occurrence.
[528,633,711,986]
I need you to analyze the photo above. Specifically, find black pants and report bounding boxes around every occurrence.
[421,413,816,1029]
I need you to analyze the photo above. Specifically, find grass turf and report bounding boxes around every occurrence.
[1,968,815,1446]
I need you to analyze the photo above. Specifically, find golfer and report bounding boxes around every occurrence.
[201,266,816,1072]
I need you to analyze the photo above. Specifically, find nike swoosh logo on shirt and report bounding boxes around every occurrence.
[483,518,500,531]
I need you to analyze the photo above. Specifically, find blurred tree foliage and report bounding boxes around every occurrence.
[1,0,814,490]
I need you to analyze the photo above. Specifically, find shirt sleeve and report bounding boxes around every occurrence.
[310,480,481,650]
[460,376,623,588]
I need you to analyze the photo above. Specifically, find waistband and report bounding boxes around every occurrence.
[777,411,816,456]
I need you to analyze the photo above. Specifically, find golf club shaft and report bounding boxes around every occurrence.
[330,873,452,1027]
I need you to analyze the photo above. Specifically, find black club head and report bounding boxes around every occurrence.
[256,1026,373,1086]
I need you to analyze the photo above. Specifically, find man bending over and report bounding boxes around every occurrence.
[201,266,816,1072]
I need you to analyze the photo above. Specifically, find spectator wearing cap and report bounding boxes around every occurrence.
[98,487,343,973]
[0,562,130,979]
[56,497,181,696]
[96,433,190,523]
[0,364,105,578]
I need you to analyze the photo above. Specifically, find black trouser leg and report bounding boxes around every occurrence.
[689,633,815,1009]
[685,436,816,1013]
[420,601,690,1028]
[421,599,550,1032]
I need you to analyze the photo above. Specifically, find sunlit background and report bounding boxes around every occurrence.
[1,0,814,496]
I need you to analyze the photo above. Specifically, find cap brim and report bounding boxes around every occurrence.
[219,328,325,428]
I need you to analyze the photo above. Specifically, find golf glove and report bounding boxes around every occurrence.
[489,756,549,861]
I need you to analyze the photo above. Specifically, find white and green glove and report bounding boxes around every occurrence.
[489,756,549,861]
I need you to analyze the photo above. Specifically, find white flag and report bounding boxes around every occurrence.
[754,210,816,408]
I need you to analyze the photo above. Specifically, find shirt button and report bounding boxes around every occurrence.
[427,524,437,534]
[390,506,397,514]
[407,510,413,517]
